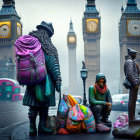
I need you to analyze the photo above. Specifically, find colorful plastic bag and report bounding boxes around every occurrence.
[56,99,69,131]
[79,104,96,133]
[66,117,82,133]
[114,113,128,129]
[84,115,96,133]
[67,95,78,107]
[79,104,89,117]
[63,94,72,109]
[58,128,69,135]
[58,99,69,116]
[68,104,84,121]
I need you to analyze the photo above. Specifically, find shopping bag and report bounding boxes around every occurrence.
[56,92,68,131]
[66,117,82,133]
[68,104,84,121]
[58,99,69,116]
[79,104,96,133]
[114,113,128,129]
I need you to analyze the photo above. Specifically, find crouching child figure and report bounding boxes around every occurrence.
[89,73,112,132]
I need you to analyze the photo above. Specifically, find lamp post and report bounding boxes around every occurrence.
[80,61,88,106]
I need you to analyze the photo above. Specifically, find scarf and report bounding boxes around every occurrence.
[95,83,107,94]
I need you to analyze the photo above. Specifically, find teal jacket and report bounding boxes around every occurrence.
[89,85,112,106]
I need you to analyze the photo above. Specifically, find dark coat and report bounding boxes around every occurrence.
[124,56,139,87]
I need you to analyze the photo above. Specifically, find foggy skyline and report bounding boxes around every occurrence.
[0,0,140,94]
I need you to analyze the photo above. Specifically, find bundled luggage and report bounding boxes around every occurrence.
[58,99,69,116]
[63,94,72,109]
[66,104,84,133]
[66,117,83,133]
[113,113,128,129]
[56,94,97,134]
[79,104,96,133]
[68,104,84,121]
[67,94,78,107]
[56,95,68,131]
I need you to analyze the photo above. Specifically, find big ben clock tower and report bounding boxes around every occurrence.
[82,0,101,90]
[0,0,22,79]
[67,20,77,93]
[119,0,140,94]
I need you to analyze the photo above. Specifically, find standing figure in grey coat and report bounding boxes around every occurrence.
[124,48,140,123]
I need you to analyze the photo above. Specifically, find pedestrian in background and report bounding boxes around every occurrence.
[124,48,140,123]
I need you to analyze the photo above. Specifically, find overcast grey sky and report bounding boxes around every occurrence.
[0,0,140,94]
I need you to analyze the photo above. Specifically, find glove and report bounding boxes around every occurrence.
[106,102,112,106]
[56,85,61,93]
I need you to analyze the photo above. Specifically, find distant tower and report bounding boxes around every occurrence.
[82,0,101,89]
[119,0,140,93]
[67,20,77,93]
[0,0,22,79]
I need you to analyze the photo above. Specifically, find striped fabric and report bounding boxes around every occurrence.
[124,56,139,86]
[84,114,96,133]
[79,105,96,133]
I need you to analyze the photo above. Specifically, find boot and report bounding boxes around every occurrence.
[28,107,38,136]
[102,106,112,127]
[38,108,53,134]
[29,118,37,136]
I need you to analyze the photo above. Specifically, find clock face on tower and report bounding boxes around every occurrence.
[86,19,98,33]
[127,19,140,36]
[68,36,76,43]
[0,21,11,38]
[17,22,22,37]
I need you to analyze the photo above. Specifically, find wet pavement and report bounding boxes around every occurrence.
[0,101,139,140]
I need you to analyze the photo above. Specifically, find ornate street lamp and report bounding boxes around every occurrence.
[80,61,88,106]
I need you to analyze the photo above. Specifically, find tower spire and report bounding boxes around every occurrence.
[3,0,15,8]
[69,19,74,33]
[121,6,124,13]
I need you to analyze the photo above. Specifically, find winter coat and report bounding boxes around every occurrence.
[124,56,139,87]
[89,85,112,106]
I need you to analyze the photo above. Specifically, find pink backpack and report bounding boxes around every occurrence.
[15,35,47,85]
